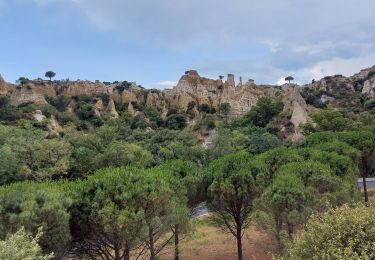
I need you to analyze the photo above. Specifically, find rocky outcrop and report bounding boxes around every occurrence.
[10,83,49,106]
[30,110,46,122]
[106,99,119,118]
[2,66,375,141]
[0,75,16,95]
[167,70,281,118]
[362,79,375,98]
[282,85,313,141]
[47,115,62,138]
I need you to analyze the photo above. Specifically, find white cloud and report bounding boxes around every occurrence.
[155,80,177,89]
[277,77,287,86]
[299,55,375,81]
[25,0,375,84]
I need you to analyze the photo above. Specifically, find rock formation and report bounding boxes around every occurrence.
[1,66,375,140]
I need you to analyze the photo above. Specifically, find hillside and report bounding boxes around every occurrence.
[1,67,375,260]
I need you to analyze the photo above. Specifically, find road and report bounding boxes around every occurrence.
[191,202,211,218]
[357,178,375,188]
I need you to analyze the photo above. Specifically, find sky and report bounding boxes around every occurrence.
[0,0,375,89]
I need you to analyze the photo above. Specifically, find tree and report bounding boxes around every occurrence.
[256,173,311,247]
[0,228,53,260]
[247,132,281,154]
[233,97,283,128]
[0,95,10,109]
[219,75,224,80]
[285,76,294,84]
[95,141,153,168]
[69,167,148,260]
[286,204,375,259]
[8,137,72,180]
[16,77,29,86]
[44,71,56,81]
[134,168,188,260]
[219,102,231,122]
[206,152,259,260]
[155,160,202,260]
[0,146,20,185]
[305,131,375,202]
[0,182,71,257]
[167,114,187,130]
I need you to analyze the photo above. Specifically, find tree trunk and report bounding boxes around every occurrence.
[275,215,282,248]
[362,157,369,202]
[149,226,156,260]
[114,246,120,260]
[124,245,130,260]
[287,221,293,238]
[174,225,180,260]
[236,225,243,260]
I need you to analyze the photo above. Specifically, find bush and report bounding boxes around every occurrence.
[167,114,187,130]
[40,104,58,118]
[56,112,79,126]
[46,96,71,112]
[286,204,375,259]
[0,106,22,121]
[0,95,10,109]
[233,97,283,128]
[0,228,53,260]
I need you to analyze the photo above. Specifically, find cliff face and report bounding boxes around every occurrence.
[0,74,16,95]
[164,70,282,118]
[2,67,374,139]
[301,66,375,112]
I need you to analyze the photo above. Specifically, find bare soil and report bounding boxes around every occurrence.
[159,217,278,260]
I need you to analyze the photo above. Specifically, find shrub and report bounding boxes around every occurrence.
[286,204,375,259]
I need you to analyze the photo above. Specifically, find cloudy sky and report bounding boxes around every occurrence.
[0,0,374,88]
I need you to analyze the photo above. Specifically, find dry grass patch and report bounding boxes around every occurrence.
[159,217,277,260]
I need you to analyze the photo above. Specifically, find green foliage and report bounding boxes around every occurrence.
[95,141,153,168]
[0,227,53,260]
[310,110,359,131]
[40,104,57,117]
[0,101,23,121]
[247,132,281,154]
[209,127,248,159]
[0,146,20,185]
[46,95,71,112]
[286,204,375,260]
[256,173,312,246]
[232,97,283,127]
[56,111,79,126]
[44,71,56,81]
[167,114,187,130]
[0,95,10,109]
[199,103,216,114]
[69,167,148,259]
[0,182,71,257]
[206,152,260,260]
[199,114,216,130]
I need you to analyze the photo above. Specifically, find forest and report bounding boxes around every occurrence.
[0,92,375,260]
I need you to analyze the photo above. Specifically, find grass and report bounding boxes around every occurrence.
[159,216,277,260]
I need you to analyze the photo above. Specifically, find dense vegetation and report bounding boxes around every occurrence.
[0,91,374,259]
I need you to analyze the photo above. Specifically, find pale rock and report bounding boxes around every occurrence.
[106,99,119,118]
[95,98,104,111]
[46,115,62,138]
[362,79,375,98]
[283,87,312,141]
[31,110,46,122]
[67,99,76,113]
[127,102,135,116]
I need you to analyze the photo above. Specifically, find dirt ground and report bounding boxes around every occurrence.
[160,217,278,260]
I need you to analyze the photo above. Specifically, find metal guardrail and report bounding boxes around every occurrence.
[357,178,375,188]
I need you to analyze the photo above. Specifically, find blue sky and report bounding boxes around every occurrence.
[1,0,375,88]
